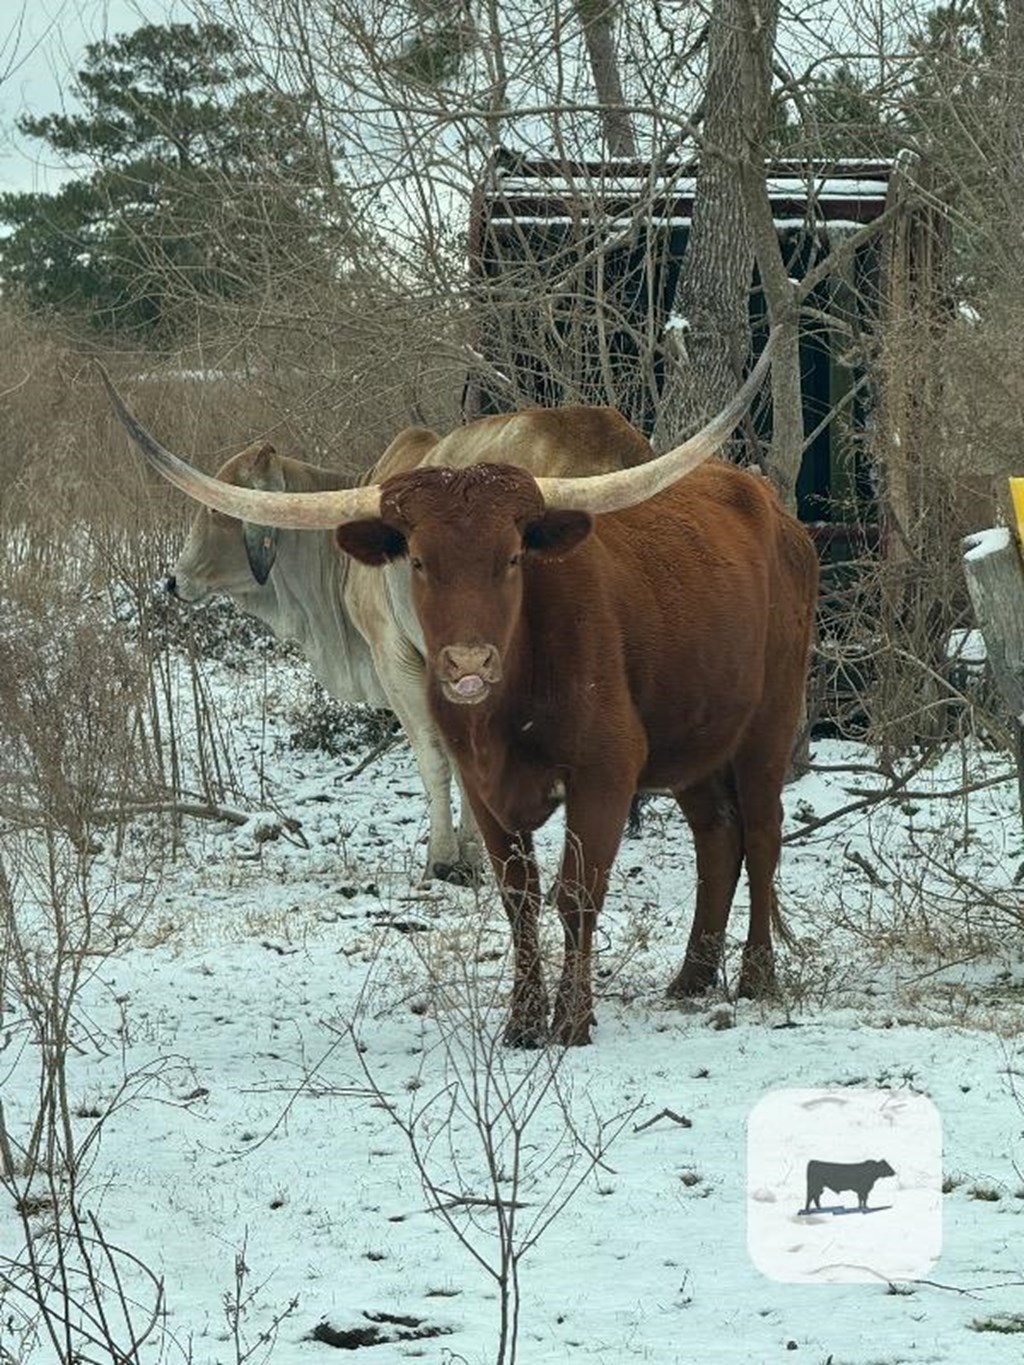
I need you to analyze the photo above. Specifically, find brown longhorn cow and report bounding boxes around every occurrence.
[102,335,818,1046]
[157,407,653,887]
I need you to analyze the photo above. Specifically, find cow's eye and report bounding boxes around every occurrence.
[410,556,424,572]
[508,552,522,568]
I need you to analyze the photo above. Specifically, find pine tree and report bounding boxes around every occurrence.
[0,22,342,337]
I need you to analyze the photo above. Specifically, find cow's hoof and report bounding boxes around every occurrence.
[551,991,595,1047]
[738,947,777,999]
[503,1016,548,1049]
[426,858,481,887]
[666,962,719,998]
[457,841,486,882]
[550,1014,593,1047]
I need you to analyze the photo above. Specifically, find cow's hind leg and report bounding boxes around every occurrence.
[731,749,789,998]
[668,772,744,997]
[729,555,812,996]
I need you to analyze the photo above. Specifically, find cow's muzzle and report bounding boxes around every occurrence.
[164,573,208,605]
[437,644,501,705]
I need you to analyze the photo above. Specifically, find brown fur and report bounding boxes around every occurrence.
[337,458,819,1047]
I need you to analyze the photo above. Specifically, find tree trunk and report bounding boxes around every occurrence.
[962,527,1024,721]
[736,0,800,513]
[1005,0,1024,165]
[575,0,637,157]
[963,526,1024,832]
[652,0,778,456]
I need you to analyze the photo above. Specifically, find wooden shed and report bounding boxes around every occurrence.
[467,152,941,550]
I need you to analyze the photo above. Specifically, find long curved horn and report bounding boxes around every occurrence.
[98,364,381,529]
[535,327,780,513]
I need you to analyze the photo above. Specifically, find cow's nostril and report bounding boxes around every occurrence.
[442,645,496,677]
[165,575,178,597]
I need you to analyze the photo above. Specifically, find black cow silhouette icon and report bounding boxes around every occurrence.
[804,1158,895,1213]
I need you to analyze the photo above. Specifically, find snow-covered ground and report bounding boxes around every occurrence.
[3,634,1024,1364]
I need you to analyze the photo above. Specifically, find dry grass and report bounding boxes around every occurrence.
[0,300,475,838]
[808,282,1024,758]
[0,302,467,548]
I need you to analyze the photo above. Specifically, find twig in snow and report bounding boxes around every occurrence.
[843,847,888,888]
[908,1277,986,1298]
[344,730,401,781]
[633,1108,692,1133]
[429,1192,532,1213]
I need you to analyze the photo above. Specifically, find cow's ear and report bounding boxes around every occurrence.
[233,445,285,584]
[523,510,593,558]
[243,523,280,584]
[336,520,407,566]
[246,443,283,489]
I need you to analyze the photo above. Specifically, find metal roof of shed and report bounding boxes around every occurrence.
[478,156,899,231]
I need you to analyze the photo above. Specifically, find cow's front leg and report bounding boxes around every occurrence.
[453,770,486,884]
[365,632,477,885]
[467,796,548,1046]
[551,786,633,1047]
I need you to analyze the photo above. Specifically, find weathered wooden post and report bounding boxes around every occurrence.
[962,481,1024,824]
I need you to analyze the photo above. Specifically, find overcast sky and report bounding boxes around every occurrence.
[0,0,175,195]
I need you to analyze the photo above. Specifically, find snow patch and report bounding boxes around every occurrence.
[963,525,1011,562]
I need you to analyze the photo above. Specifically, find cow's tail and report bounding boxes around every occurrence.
[771,886,795,949]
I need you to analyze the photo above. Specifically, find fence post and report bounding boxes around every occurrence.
[962,488,1024,826]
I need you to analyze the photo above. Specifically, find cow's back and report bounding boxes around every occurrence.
[366,427,441,482]
[593,461,816,681]
[516,459,817,790]
[407,407,651,478]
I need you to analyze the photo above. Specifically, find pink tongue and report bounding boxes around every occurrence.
[454,674,485,696]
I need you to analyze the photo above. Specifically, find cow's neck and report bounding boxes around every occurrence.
[432,614,565,831]
[261,532,384,706]
[238,460,385,707]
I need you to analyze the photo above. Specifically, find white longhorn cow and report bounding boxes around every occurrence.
[161,407,653,884]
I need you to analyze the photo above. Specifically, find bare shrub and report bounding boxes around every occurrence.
[812,291,1017,759]
[0,284,464,530]
[0,309,294,823]
[813,506,998,758]
[0,573,148,849]
[0,307,268,537]
[342,924,641,1365]
[0,564,175,1360]
[221,1233,301,1365]
[287,686,398,760]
